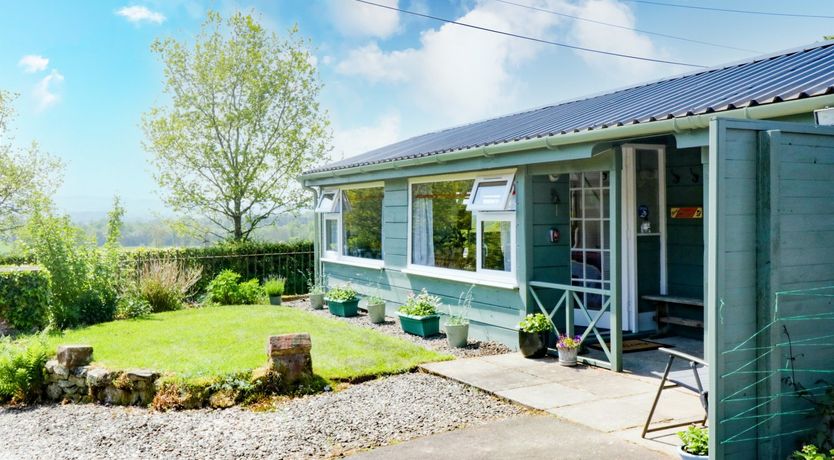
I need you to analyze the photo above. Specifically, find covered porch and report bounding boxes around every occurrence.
[520,138,707,373]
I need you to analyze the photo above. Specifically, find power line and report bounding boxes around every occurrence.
[622,0,834,19]
[354,0,707,68]
[493,0,761,54]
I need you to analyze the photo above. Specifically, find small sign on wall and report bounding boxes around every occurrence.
[670,207,703,219]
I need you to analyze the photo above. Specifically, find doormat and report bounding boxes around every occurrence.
[587,339,667,353]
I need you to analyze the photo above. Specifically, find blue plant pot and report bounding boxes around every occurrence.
[398,313,440,337]
[326,298,359,317]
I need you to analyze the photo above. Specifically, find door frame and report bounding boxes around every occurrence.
[621,144,668,333]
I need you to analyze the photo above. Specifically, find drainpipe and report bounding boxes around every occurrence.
[301,94,834,181]
[301,182,321,292]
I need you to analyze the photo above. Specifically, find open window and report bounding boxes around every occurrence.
[467,173,515,211]
[315,190,341,213]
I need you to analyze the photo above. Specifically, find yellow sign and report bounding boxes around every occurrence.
[670,207,703,219]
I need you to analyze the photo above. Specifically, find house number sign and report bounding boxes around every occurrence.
[670,207,703,219]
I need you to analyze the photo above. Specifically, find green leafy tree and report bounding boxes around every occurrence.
[143,11,330,242]
[0,91,63,235]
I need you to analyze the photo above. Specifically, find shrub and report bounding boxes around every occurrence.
[205,270,263,305]
[137,259,202,312]
[114,292,153,320]
[325,284,357,302]
[0,266,51,332]
[398,289,440,317]
[518,313,552,333]
[263,277,285,297]
[0,333,49,403]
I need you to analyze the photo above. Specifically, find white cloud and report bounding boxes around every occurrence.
[333,113,402,160]
[116,5,166,24]
[336,1,571,123]
[328,0,399,39]
[335,0,666,124]
[569,0,667,79]
[33,70,64,111]
[18,55,49,73]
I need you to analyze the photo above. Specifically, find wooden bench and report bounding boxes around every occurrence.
[641,294,704,334]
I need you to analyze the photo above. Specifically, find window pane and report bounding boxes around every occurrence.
[481,220,512,272]
[316,192,337,213]
[342,187,383,260]
[583,190,601,218]
[584,171,601,187]
[325,219,338,252]
[411,180,476,271]
[585,220,601,249]
[471,180,508,209]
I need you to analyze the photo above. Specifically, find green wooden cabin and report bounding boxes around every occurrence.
[300,42,834,459]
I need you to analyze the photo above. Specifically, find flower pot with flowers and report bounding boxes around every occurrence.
[325,284,359,317]
[397,289,441,337]
[556,334,582,366]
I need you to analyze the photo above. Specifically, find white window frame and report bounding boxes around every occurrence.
[406,170,518,289]
[315,189,341,213]
[466,172,516,211]
[477,211,516,276]
[319,182,384,269]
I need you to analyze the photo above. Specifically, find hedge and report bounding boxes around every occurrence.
[122,241,315,295]
[0,266,51,332]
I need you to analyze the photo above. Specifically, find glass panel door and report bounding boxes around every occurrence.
[570,172,611,318]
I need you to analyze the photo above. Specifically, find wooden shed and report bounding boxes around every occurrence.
[300,42,834,458]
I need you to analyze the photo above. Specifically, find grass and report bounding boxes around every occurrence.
[44,305,450,382]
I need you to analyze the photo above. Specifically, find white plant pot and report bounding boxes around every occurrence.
[678,446,708,460]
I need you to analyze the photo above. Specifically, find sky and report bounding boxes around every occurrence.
[0,0,832,219]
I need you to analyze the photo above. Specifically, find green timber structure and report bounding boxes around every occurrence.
[300,42,834,458]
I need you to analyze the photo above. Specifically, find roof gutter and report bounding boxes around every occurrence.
[302,94,834,182]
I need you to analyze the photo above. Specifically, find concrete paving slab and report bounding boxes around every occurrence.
[556,369,659,397]
[548,392,675,432]
[457,369,550,393]
[478,353,558,369]
[349,414,671,460]
[495,382,597,410]
[421,358,502,377]
[616,424,688,457]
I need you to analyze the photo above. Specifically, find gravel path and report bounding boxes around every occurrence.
[287,298,512,358]
[0,373,524,460]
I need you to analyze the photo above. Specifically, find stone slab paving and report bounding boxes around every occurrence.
[421,353,706,458]
[350,414,669,460]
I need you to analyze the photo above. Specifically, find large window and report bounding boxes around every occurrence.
[316,184,383,265]
[409,171,516,285]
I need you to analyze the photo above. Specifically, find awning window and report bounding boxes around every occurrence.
[315,190,341,213]
[467,173,515,211]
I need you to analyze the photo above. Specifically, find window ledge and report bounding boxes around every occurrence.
[401,267,519,290]
[321,257,384,270]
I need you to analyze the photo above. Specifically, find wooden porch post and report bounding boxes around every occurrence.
[610,149,623,372]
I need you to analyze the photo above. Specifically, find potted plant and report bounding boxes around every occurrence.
[263,276,285,305]
[793,445,834,460]
[677,425,708,459]
[304,272,326,310]
[556,334,582,366]
[445,285,473,348]
[365,295,386,324]
[517,313,552,358]
[397,289,441,337]
[325,284,359,317]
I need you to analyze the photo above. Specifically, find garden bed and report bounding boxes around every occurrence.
[0,373,524,459]
[287,298,511,359]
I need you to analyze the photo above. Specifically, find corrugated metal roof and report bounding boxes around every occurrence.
[306,42,834,175]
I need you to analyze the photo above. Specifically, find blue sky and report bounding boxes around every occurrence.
[1,0,832,219]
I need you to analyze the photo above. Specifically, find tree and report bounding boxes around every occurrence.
[0,91,63,235]
[143,11,331,242]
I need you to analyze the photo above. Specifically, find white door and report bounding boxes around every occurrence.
[621,144,668,333]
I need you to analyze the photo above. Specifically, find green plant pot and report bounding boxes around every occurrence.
[268,295,282,306]
[366,301,386,324]
[445,323,469,348]
[518,330,549,358]
[327,298,359,317]
[310,293,324,310]
[398,313,440,337]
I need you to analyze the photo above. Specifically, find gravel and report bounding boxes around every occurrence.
[286,298,512,358]
[0,373,524,460]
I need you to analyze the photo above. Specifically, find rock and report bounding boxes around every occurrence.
[72,366,89,378]
[68,376,86,387]
[46,383,63,400]
[45,360,69,379]
[125,369,158,381]
[266,334,313,384]
[250,366,271,385]
[56,345,93,368]
[86,367,114,387]
[101,387,131,406]
[57,380,75,389]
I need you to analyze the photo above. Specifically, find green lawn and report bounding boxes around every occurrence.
[45,305,450,382]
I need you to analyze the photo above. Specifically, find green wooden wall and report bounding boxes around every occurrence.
[709,119,834,459]
[665,147,705,299]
